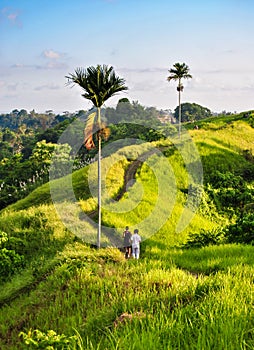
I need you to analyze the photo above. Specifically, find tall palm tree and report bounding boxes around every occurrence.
[66,65,128,248]
[167,63,192,138]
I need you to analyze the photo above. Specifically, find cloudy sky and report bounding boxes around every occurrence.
[1,0,254,114]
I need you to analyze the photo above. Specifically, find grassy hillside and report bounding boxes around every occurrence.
[0,113,254,349]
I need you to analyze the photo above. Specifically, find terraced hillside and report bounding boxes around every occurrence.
[0,113,254,349]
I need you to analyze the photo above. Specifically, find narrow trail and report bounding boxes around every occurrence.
[84,149,161,246]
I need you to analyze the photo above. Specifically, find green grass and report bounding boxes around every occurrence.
[189,120,254,179]
[1,244,254,349]
[0,114,254,349]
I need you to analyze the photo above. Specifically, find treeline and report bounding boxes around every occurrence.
[0,100,175,210]
[0,101,216,132]
[0,109,82,131]
[1,99,246,210]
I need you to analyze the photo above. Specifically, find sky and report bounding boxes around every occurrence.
[0,0,254,114]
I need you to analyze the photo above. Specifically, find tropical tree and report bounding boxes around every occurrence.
[174,102,212,122]
[167,63,192,137]
[66,65,128,248]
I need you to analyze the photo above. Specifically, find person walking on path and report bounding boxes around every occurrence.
[131,229,141,259]
[123,226,132,259]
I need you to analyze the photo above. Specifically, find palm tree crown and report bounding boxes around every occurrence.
[66,64,128,108]
[167,62,192,87]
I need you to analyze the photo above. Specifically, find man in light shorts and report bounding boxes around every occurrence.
[131,229,141,259]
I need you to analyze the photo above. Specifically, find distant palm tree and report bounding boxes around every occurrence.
[66,65,128,248]
[167,63,192,138]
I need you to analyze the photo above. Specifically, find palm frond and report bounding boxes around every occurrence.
[167,62,192,81]
[96,121,110,141]
[66,65,128,107]
[83,112,97,150]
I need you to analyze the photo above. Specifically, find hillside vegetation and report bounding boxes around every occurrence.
[0,112,254,349]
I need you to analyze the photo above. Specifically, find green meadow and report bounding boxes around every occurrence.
[0,113,254,349]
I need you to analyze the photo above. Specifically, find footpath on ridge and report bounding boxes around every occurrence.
[85,149,162,246]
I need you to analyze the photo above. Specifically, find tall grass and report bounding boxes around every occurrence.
[190,120,254,177]
[3,249,254,349]
[0,117,254,349]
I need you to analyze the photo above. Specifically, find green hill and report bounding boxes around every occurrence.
[0,113,254,349]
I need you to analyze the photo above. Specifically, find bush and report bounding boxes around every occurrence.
[224,213,254,244]
[0,230,8,247]
[208,171,243,189]
[183,213,254,249]
[182,229,225,249]
[0,247,24,282]
[207,171,254,212]
[19,329,80,349]
[0,229,25,281]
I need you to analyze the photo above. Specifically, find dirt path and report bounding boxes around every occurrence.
[87,149,160,217]
[85,149,161,246]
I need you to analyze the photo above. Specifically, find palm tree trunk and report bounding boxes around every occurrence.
[178,80,181,138]
[97,107,101,249]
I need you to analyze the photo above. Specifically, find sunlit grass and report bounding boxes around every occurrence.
[1,117,254,349]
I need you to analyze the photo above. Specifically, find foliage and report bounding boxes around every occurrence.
[0,109,74,132]
[174,102,212,122]
[224,213,254,244]
[0,101,167,211]
[19,329,80,349]
[1,109,254,349]
[105,100,161,128]
[167,62,192,86]
[0,140,72,209]
[0,230,25,282]
[108,123,165,144]
[183,213,254,248]
[66,65,128,108]
[182,228,225,249]
[206,171,253,213]
[0,248,25,282]
[2,242,254,349]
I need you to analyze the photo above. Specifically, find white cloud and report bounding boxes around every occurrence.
[45,61,68,70]
[1,7,22,27]
[11,62,68,70]
[34,83,61,91]
[42,50,61,59]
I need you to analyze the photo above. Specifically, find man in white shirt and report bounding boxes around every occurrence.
[131,229,141,259]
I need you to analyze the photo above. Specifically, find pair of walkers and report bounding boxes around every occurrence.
[123,226,141,259]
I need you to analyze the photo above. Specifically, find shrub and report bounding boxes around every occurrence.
[224,213,254,244]
[183,213,254,249]
[19,329,80,349]
[206,171,254,212]
[0,247,24,281]
[0,230,8,247]
[0,229,25,281]
[182,229,225,249]
[208,170,243,189]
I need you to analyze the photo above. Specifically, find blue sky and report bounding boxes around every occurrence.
[0,0,254,113]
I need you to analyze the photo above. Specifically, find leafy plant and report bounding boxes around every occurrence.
[206,171,253,212]
[224,213,254,244]
[0,247,24,282]
[0,229,25,281]
[0,230,8,247]
[19,329,79,349]
[182,228,225,249]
